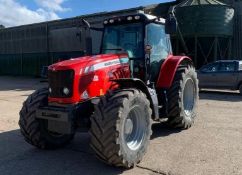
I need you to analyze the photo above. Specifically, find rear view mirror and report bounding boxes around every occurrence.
[165,14,177,35]
[145,45,152,54]
[76,19,93,55]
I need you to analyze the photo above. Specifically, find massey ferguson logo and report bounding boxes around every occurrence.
[92,59,121,71]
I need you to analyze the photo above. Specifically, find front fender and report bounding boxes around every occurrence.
[111,78,159,120]
[156,55,193,89]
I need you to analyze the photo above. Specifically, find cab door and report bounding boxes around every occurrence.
[145,23,171,82]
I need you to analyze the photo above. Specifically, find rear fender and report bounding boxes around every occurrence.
[156,55,193,89]
[112,78,159,120]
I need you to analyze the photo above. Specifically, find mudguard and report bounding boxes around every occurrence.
[112,78,159,120]
[156,55,193,89]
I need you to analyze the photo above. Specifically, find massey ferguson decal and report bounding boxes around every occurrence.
[92,58,129,71]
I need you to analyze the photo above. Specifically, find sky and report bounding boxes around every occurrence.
[0,0,171,27]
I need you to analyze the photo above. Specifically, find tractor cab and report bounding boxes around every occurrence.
[101,14,173,83]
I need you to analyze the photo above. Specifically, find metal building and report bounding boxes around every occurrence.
[0,7,148,76]
[0,0,242,76]
[0,2,178,76]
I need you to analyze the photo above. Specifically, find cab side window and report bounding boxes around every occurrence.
[146,23,170,63]
[146,23,171,81]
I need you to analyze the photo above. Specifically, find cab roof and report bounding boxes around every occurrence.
[103,13,166,26]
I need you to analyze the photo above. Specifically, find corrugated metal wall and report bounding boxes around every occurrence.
[0,0,241,76]
[232,1,242,60]
[0,24,47,54]
[0,8,142,76]
[0,18,85,76]
[0,23,48,76]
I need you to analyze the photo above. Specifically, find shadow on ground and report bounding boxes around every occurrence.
[151,122,182,139]
[0,130,125,175]
[200,90,241,102]
[0,122,182,175]
[0,76,47,91]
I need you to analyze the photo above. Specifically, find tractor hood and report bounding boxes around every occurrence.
[48,53,130,104]
[48,53,129,73]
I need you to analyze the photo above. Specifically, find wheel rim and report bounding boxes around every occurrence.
[124,106,146,151]
[183,78,196,116]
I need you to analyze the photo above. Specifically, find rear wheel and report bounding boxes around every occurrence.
[90,89,152,168]
[19,88,74,149]
[166,64,199,129]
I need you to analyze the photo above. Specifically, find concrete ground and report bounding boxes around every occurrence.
[0,76,242,175]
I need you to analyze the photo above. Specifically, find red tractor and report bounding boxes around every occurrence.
[19,13,198,168]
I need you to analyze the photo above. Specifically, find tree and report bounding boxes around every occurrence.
[0,25,5,29]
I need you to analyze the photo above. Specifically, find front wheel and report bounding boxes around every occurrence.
[166,64,199,129]
[19,88,74,149]
[90,89,152,168]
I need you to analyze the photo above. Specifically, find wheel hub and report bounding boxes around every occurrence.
[183,78,195,116]
[124,106,146,151]
[124,119,133,135]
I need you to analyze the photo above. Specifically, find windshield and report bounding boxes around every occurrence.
[101,23,143,59]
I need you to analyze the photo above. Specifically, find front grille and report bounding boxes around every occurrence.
[48,69,74,98]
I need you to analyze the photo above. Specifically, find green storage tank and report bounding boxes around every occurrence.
[175,0,234,36]
[172,0,235,68]
[232,1,242,61]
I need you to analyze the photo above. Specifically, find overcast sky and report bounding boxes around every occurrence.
[0,0,170,27]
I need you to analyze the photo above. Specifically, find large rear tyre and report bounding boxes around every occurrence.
[90,89,152,168]
[167,64,199,129]
[19,88,74,149]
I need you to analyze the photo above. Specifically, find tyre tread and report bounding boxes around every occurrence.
[90,89,152,168]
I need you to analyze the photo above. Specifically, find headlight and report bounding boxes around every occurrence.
[49,87,52,93]
[127,16,133,21]
[63,87,70,95]
[134,15,140,20]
